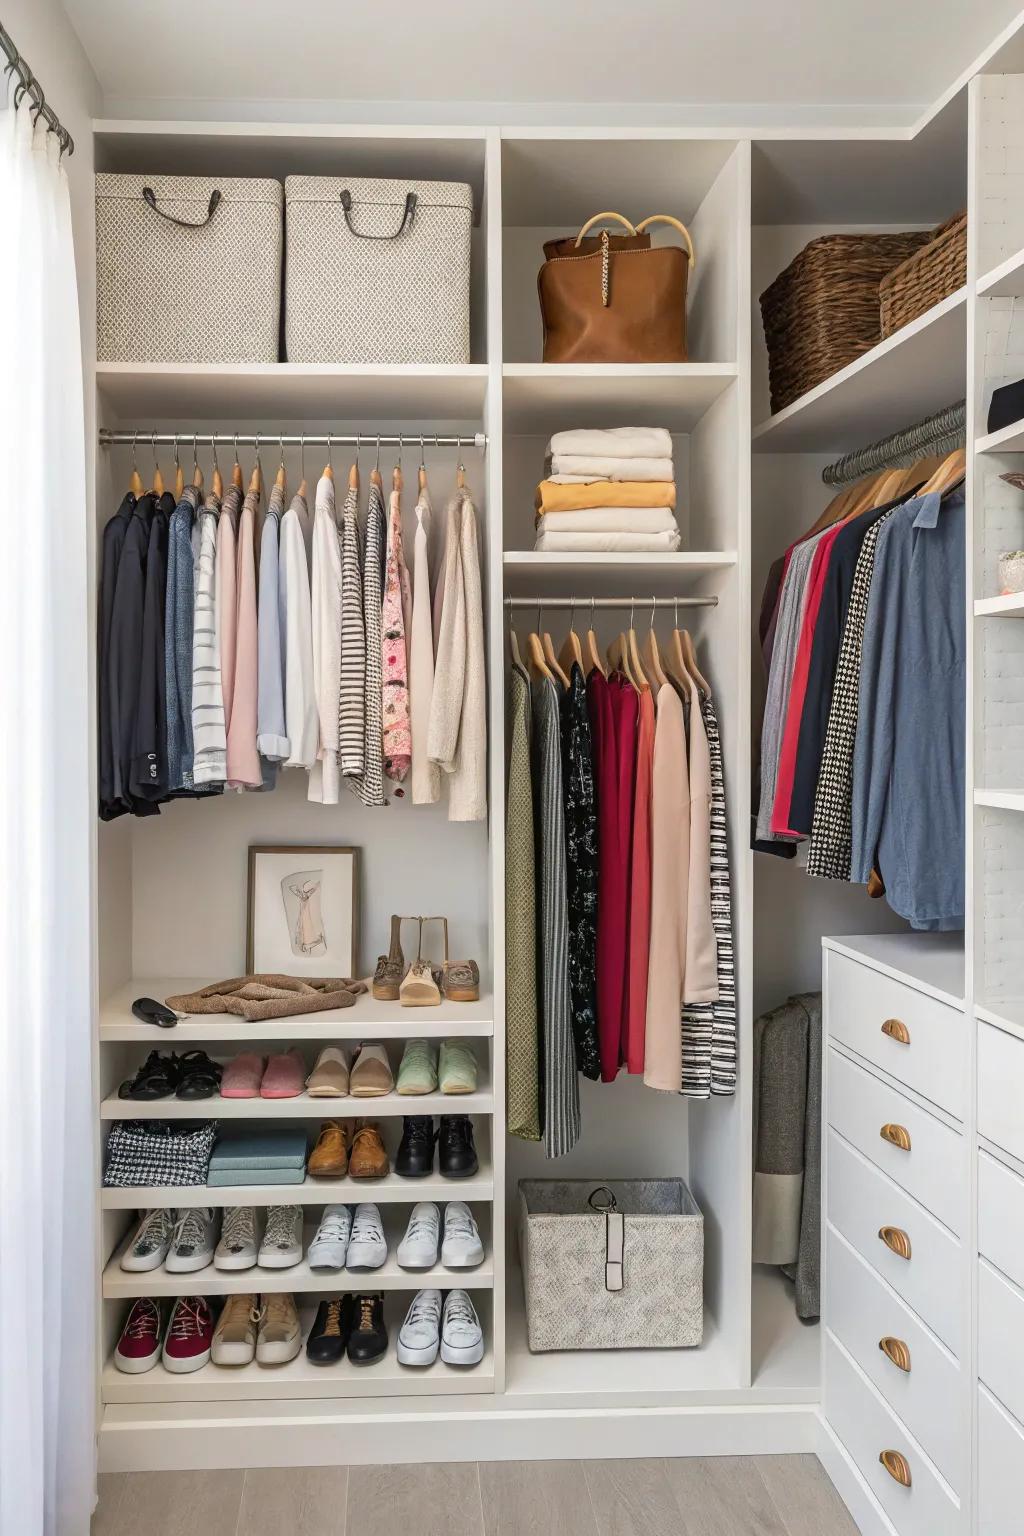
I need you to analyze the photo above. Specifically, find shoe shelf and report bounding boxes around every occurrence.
[100,1163,496,1210]
[98,980,495,1042]
[100,1076,494,1120]
[103,1248,495,1301]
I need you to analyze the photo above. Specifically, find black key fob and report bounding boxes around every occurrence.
[131,996,179,1029]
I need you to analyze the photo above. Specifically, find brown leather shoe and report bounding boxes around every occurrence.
[308,1119,349,1178]
[348,1120,390,1180]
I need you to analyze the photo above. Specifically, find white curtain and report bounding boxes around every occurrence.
[0,92,95,1536]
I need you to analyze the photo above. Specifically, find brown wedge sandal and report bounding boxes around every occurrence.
[373,915,408,1001]
[425,916,480,1003]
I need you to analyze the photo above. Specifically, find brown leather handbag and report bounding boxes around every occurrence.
[538,210,695,363]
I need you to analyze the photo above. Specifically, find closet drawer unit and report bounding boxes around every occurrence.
[824,1332,959,1536]
[978,1384,1024,1536]
[827,1047,964,1234]
[825,1224,963,1490]
[827,1130,961,1353]
[978,1020,1024,1163]
[978,1149,1024,1290]
[825,952,963,1119]
[977,1258,1024,1428]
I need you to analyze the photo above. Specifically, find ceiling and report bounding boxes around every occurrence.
[64,0,1024,125]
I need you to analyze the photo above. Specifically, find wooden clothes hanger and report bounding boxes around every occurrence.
[190,436,203,492]
[664,596,693,692]
[418,436,428,496]
[642,598,668,688]
[149,434,165,497]
[917,447,966,497]
[679,627,710,695]
[557,597,584,677]
[275,435,286,496]
[585,596,607,678]
[371,436,383,491]
[456,437,467,491]
[212,442,224,499]
[173,438,185,501]
[526,601,554,683]
[298,434,309,501]
[230,434,243,492]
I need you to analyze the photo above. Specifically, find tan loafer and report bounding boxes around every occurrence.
[308,1119,349,1178]
[348,1121,390,1180]
[306,1047,350,1097]
[350,1043,395,1097]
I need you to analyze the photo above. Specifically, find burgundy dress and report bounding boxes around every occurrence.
[588,668,639,1081]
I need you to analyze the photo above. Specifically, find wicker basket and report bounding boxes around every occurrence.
[879,212,967,338]
[760,231,931,414]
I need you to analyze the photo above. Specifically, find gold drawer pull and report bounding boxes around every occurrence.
[882,1018,911,1045]
[879,1450,912,1488]
[879,1336,912,1372]
[880,1123,912,1151]
[879,1226,912,1260]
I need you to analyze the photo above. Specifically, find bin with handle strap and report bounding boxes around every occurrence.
[95,173,283,363]
[284,175,473,364]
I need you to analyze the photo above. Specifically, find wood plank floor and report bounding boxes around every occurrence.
[92,1456,860,1536]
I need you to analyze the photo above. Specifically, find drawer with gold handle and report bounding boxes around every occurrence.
[880,1122,912,1152]
[879,1335,912,1372]
[879,1449,913,1487]
[879,1225,912,1260]
[881,1018,911,1045]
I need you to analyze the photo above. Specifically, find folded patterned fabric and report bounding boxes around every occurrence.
[535,479,676,514]
[549,455,674,481]
[534,528,683,552]
[536,507,680,534]
[547,427,673,458]
[165,975,366,1021]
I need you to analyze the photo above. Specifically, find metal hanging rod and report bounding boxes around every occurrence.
[98,429,487,452]
[504,595,718,610]
[822,400,966,487]
[0,21,74,157]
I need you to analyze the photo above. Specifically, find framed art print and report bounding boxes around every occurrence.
[246,845,359,977]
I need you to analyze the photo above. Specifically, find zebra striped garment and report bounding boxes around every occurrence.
[348,481,386,807]
[680,693,736,1097]
[190,494,226,786]
[338,486,366,778]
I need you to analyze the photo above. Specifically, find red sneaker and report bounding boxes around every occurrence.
[162,1296,214,1373]
[114,1298,163,1374]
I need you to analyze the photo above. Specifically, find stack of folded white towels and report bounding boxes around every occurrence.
[533,426,681,552]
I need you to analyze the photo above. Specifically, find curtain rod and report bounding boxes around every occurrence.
[0,21,74,157]
[822,401,965,487]
[99,430,487,452]
[504,595,718,610]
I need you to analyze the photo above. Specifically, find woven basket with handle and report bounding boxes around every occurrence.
[879,211,967,339]
[759,231,930,414]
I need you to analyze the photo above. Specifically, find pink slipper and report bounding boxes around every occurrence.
[220,1052,266,1099]
[260,1048,306,1099]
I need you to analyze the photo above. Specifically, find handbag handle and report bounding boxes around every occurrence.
[340,188,418,239]
[142,186,222,228]
[574,211,638,247]
[635,214,696,268]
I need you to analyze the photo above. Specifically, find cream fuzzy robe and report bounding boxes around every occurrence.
[427,488,487,822]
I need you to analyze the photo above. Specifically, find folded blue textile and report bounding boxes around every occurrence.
[208,1127,308,1171]
[207,1164,306,1186]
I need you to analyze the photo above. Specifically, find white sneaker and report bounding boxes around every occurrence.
[258,1205,303,1269]
[397,1288,442,1366]
[346,1203,387,1270]
[120,1208,176,1271]
[441,1202,484,1269]
[441,1289,484,1366]
[397,1202,440,1270]
[165,1207,218,1272]
[215,1206,260,1270]
[254,1293,302,1364]
[211,1292,258,1365]
[307,1204,352,1270]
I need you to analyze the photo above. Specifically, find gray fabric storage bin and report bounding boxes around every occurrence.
[518,1179,704,1351]
[284,175,472,364]
[96,173,283,362]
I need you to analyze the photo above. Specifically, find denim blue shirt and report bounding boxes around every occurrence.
[850,486,965,930]
[164,488,199,791]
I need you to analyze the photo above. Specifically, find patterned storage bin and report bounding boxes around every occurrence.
[284,175,473,364]
[518,1179,704,1351]
[96,173,283,363]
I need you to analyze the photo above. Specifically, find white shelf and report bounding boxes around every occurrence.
[977,245,1024,297]
[502,363,737,434]
[101,1164,495,1209]
[975,417,1024,455]
[752,289,967,453]
[821,932,966,1010]
[102,1074,493,1120]
[96,363,488,422]
[502,550,737,596]
[976,1000,1024,1043]
[975,789,1024,812]
[975,593,1024,617]
[99,980,494,1041]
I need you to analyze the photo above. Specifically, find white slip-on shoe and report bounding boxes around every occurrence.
[214,1206,260,1270]
[164,1207,219,1273]
[441,1201,484,1269]
[255,1293,302,1365]
[307,1204,352,1270]
[346,1203,387,1270]
[397,1288,442,1366]
[211,1293,258,1366]
[258,1205,304,1269]
[120,1208,176,1272]
[397,1202,441,1270]
[441,1289,484,1366]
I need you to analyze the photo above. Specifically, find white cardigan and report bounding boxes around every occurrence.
[308,474,342,803]
[427,488,487,822]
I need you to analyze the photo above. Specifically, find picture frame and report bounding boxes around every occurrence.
[246,845,359,978]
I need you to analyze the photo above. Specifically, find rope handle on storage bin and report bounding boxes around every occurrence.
[588,1186,624,1293]
[339,188,418,239]
[142,186,222,227]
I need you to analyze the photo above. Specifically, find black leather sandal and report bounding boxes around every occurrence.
[118,1050,180,1100]
[175,1050,223,1100]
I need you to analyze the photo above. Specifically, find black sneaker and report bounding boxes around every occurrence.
[306,1295,353,1366]
[347,1293,388,1364]
[395,1116,436,1178]
[439,1115,479,1179]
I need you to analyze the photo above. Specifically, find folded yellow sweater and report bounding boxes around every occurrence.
[534,478,676,514]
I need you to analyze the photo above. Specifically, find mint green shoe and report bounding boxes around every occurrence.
[438,1040,478,1095]
[397,1039,438,1095]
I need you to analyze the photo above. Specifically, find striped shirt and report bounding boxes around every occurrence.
[338,486,365,778]
[190,494,226,786]
[348,482,386,807]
